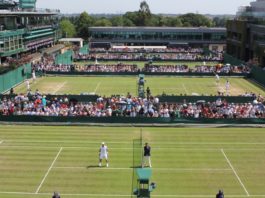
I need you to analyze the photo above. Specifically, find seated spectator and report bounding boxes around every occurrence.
[1,93,264,119]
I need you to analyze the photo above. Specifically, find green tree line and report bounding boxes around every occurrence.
[60,1,229,38]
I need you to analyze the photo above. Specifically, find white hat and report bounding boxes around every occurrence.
[102,142,105,145]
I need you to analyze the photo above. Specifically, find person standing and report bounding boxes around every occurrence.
[9,87,14,95]
[146,87,151,98]
[215,73,220,84]
[99,142,109,167]
[225,80,230,96]
[26,79,30,92]
[32,69,36,82]
[142,142,152,168]
[216,190,224,198]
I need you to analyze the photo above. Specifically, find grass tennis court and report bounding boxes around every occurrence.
[14,76,265,96]
[1,126,265,198]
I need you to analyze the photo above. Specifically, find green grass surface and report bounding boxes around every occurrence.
[74,61,220,69]
[14,76,265,96]
[1,126,265,198]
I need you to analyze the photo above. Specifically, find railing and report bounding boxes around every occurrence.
[35,8,60,14]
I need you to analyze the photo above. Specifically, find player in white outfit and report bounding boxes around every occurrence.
[215,74,220,84]
[99,142,109,167]
[225,80,230,96]
[26,79,30,91]
[32,69,36,82]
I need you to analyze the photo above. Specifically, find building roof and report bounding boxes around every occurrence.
[0,9,59,16]
[59,38,84,42]
[89,26,226,33]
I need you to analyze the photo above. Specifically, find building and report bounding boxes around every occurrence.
[88,27,226,51]
[227,0,265,66]
[0,0,61,64]
[236,0,265,19]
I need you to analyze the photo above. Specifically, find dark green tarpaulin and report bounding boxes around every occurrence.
[0,115,264,125]
[0,94,255,103]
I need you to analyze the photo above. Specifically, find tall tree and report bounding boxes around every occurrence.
[179,13,214,27]
[75,12,94,38]
[111,16,124,26]
[60,19,76,38]
[123,12,138,26]
[94,18,112,26]
[138,1,152,26]
[123,18,135,26]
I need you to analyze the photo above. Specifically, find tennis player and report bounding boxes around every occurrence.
[225,80,230,96]
[142,142,152,168]
[215,73,220,84]
[99,142,109,167]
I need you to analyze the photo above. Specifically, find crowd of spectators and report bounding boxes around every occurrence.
[1,93,264,119]
[33,62,250,74]
[75,47,224,61]
[34,64,73,72]
[143,65,189,73]
[89,47,206,54]
[75,53,223,61]
[143,64,250,74]
[75,64,138,72]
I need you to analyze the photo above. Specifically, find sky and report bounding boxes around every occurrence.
[37,0,253,15]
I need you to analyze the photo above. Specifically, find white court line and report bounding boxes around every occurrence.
[54,167,231,171]
[182,83,188,94]
[94,82,101,93]
[0,191,259,197]
[35,147,63,194]
[0,140,3,144]
[4,140,132,144]
[6,140,265,145]
[52,81,67,94]
[2,145,265,152]
[221,149,250,197]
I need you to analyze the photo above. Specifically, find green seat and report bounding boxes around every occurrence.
[136,168,152,184]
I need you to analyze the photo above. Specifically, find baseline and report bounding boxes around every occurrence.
[0,191,262,197]
[53,167,231,172]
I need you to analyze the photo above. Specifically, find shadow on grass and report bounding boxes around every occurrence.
[86,165,100,169]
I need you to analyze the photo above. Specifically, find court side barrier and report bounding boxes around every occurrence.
[45,71,248,77]
[224,53,245,66]
[158,96,255,103]
[0,94,99,102]
[0,115,265,124]
[0,94,255,103]
[0,63,31,93]
[251,65,265,87]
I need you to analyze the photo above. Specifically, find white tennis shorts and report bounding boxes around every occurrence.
[100,154,108,160]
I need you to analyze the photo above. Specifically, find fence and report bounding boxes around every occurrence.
[79,44,89,55]
[251,65,265,87]
[0,63,31,93]
[55,50,73,65]
[224,53,245,66]
[0,115,264,124]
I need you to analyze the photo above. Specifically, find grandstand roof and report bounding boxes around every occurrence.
[59,38,83,42]
[89,26,226,33]
[0,9,59,16]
